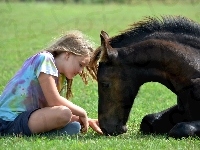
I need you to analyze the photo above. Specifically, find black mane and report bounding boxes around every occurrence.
[110,16,200,47]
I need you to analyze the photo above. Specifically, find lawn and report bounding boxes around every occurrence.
[1,1,200,149]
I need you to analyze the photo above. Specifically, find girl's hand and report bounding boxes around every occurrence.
[79,116,89,133]
[88,118,103,134]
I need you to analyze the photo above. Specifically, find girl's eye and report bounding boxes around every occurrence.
[79,64,83,67]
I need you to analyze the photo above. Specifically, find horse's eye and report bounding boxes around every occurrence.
[101,82,110,88]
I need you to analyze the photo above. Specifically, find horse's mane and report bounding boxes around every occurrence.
[89,15,200,79]
[110,15,200,47]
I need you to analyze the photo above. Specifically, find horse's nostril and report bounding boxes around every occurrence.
[122,125,128,133]
[116,125,127,134]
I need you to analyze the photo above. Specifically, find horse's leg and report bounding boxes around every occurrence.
[140,105,188,134]
[168,80,200,138]
[168,121,200,138]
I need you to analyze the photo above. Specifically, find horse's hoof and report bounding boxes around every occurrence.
[140,114,158,134]
[169,122,196,139]
[140,121,154,134]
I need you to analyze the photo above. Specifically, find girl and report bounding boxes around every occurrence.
[0,30,102,136]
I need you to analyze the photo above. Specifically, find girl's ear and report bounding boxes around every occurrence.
[65,52,70,60]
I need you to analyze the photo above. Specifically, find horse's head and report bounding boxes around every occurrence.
[95,16,200,137]
[97,31,139,136]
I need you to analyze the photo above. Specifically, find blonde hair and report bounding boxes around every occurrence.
[45,30,97,99]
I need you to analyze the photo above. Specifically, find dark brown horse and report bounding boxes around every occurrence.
[90,16,200,138]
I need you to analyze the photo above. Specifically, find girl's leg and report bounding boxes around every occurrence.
[28,106,74,134]
[0,106,80,136]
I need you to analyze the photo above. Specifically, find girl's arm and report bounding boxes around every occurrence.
[38,72,89,132]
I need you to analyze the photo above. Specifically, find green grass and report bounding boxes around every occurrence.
[1,1,200,150]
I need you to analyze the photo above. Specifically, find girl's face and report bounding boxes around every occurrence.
[63,52,90,79]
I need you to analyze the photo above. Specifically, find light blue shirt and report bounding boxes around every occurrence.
[0,52,58,121]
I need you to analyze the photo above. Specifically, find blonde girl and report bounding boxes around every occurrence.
[0,30,102,136]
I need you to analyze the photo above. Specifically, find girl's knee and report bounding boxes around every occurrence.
[55,106,72,126]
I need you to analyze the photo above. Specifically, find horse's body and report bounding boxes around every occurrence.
[92,16,200,138]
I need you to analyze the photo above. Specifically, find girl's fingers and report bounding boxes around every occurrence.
[89,119,103,134]
[80,116,89,133]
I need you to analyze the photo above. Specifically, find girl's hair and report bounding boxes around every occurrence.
[44,30,97,99]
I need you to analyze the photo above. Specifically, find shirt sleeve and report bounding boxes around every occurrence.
[34,52,58,78]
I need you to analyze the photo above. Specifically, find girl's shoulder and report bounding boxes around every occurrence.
[29,51,55,63]
[30,51,58,77]
[23,51,55,69]
[36,51,54,59]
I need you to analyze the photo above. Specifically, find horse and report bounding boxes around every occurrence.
[89,16,200,139]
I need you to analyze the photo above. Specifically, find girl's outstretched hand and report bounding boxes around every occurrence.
[88,118,103,135]
[70,116,103,134]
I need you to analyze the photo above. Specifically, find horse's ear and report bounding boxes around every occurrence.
[100,30,118,62]
[100,30,109,43]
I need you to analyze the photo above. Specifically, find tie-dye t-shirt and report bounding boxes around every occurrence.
[0,51,58,121]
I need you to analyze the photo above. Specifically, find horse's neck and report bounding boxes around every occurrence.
[126,39,187,67]
[121,39,200,88]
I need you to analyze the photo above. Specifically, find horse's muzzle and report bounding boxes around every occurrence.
[101,125,128,136]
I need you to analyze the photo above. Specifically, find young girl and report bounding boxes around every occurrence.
[0,30,102,136]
